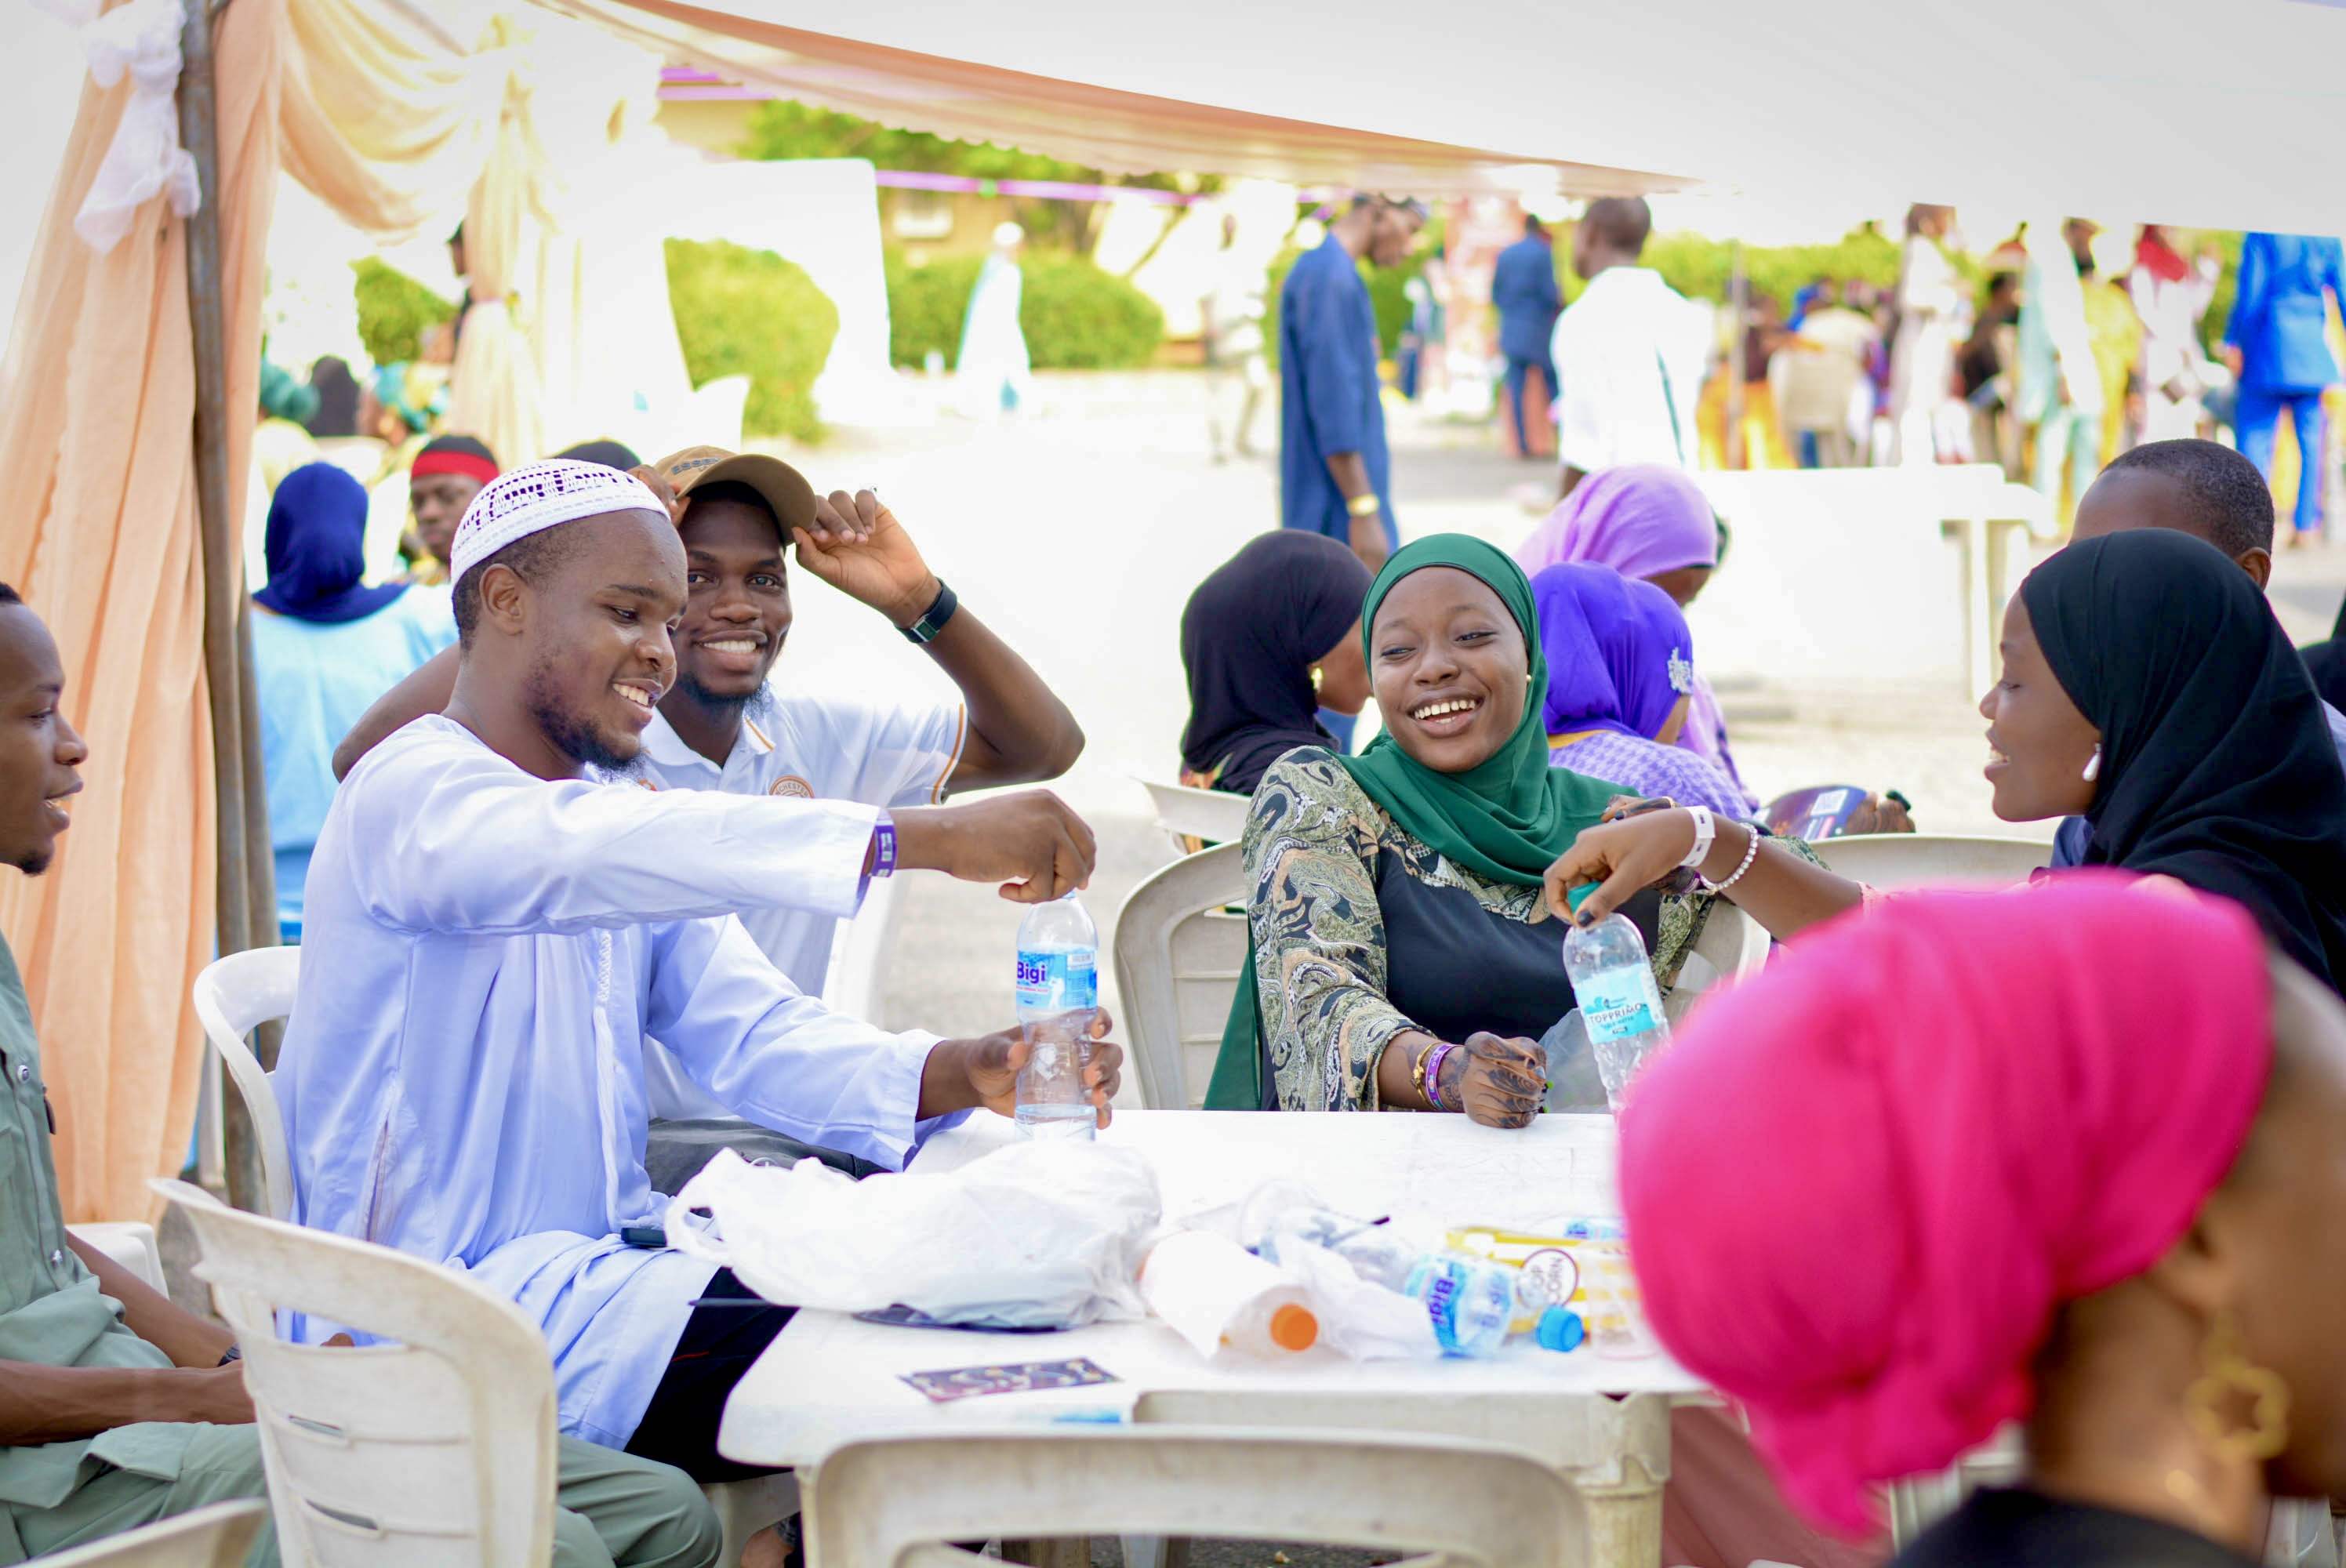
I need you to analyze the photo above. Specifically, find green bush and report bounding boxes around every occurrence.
[352,258,456,365]
[665,238,838,445]
[884,249,1164,371]
[1560,227,1913,313]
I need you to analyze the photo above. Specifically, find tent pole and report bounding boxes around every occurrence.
[177,0,270,1209]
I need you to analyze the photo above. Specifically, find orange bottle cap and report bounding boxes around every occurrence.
[1269,1303,1319,1352]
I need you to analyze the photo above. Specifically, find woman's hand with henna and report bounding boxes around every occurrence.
[1438,1032,1547,1128]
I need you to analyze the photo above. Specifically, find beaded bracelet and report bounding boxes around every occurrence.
[1705,825,1763,893]
[1422,1040,1458,1111]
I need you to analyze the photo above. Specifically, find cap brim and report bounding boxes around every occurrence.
[674,453,818,537]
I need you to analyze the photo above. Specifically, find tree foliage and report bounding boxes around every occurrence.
[665,238,839,444]
[352,257,456,365]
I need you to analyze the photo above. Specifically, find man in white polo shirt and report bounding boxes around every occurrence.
[332,447,1085,1182]
[1551,197,1714,499]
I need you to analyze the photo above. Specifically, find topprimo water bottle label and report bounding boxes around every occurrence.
[1573,967,1663,1044]
[1016,949,1098,1013]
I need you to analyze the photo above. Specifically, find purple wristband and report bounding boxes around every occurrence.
[1422,1040,1456,1110]
[870,814,898,878]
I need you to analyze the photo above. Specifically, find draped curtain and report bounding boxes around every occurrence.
[0,0,281,1221]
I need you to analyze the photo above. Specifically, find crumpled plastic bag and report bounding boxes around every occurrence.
[665,1139,1160,1328]
[1273,1238,1442,1362]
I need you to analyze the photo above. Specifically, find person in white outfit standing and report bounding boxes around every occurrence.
[1549,197,1712,500]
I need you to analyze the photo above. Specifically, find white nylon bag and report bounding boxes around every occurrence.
[664,1139,1160,1327]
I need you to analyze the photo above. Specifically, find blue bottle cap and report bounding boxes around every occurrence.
[1536,1306,1585,1352]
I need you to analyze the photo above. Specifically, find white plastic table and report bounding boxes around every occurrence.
[719,1110,1707,1567]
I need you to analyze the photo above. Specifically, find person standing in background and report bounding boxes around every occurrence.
[1279,194,1424,750]
[1203,212,1269,463]
[1549,197,1710,499]
[2130,225,2220,444]
[2080,228,2144,469]
[1280,194,1425,570]
[957,222,1033,419]
[252,464,457,942]
[1491,214,1562,459]
[400,434,499,585]
[1781,280,1880,468]
[1887,203,1963,465]
[1959,272,2023,478]
[2224,230,2346,543]
[2018,219,2107,524]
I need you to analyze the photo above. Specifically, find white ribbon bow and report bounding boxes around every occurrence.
[34,0,203,252]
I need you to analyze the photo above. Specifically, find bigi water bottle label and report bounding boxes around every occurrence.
[1016,949,1098,1013]
[1574,967,1663,1045]
[1407,1255,1471,1354]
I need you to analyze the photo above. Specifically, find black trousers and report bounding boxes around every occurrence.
[624,1268,794,1484]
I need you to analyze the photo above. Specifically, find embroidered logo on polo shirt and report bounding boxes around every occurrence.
[768,775,815,799]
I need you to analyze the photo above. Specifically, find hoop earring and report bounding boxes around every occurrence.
[2082,744,2102,783]
[2184,1312,2290,1465]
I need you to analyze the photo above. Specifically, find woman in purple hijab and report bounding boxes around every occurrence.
[1516,465,1757,808]
[1531,563,1752,818]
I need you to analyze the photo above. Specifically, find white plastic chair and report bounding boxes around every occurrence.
[192,945,301,1220]
[1131,774,1248,855]
[1663,897,1772,1026]
[820,871,902,1023]
[803,1428,1590,1568]
[68,1221,165,1291]
[30,1498,268,1567]
[186,954,797,1561]
[1110,843,1247,1109]
[1887,1424,2025,1549]
[1811,833,2049,890]
[153,1177,562,1566]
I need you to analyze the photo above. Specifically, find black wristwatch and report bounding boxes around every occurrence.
[899,579,958,644]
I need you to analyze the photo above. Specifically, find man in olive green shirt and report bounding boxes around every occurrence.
[0,584,724,1566]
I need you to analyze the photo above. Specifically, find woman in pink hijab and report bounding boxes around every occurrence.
[1515,466,1756,808]
[1622,877,2346,1566]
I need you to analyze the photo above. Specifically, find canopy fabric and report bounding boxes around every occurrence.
[539,0,1691,199]
[0,0,284,1222]
[588,0,2346,235]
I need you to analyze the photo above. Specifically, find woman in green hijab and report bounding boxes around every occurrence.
[1206,534,1716,1121]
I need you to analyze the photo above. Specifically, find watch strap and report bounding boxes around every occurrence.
[900,579,958,644]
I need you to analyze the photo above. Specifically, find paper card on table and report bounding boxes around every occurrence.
[899,1357,1120,1403]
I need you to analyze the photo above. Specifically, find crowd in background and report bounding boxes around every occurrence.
[1462,202,2346,540]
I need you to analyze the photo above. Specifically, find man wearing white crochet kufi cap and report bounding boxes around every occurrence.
[274,460,1122,1481]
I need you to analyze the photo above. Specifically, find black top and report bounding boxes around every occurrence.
[1374,847,1659,1046]
[1897,1489,2260,1568]
[2301,593,2346,713]
[1180,532,1375,796]
[2021,529,2346,994]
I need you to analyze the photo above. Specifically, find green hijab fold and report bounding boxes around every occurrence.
[1204,535,1622,1110]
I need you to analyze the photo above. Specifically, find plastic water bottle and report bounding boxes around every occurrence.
[1138,1231,1319,1359]
[1014,894,1099,1140]
[1401,1251,1519,1357]
[1256,1210,1514,1358]
[1561,914,1672,1114]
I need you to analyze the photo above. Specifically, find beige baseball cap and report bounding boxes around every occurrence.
[650,446,818,538]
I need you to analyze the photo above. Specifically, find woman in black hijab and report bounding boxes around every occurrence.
[2002,528,2346,991]
[1179,532,1375,796]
